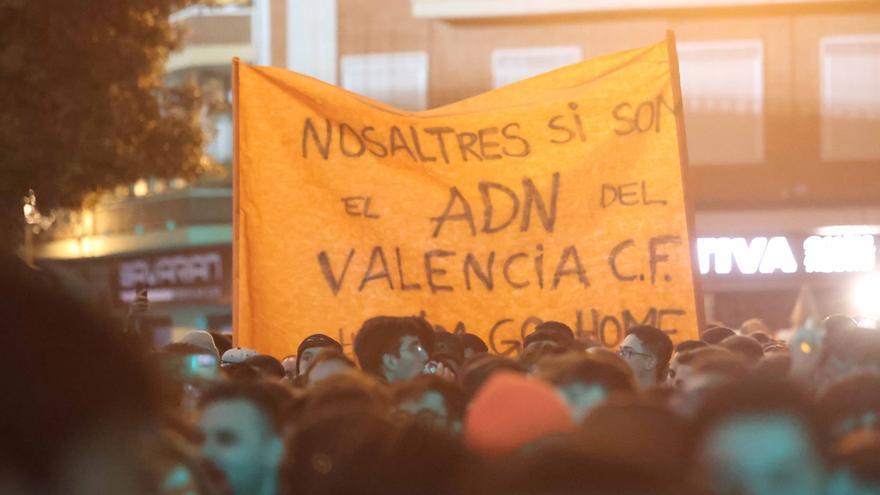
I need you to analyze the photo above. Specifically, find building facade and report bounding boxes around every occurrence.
[35,0,880,344]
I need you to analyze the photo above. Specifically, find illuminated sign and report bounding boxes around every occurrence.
[697,234,877,276]
[803,234,876,273]
[698,236,798,275]
[111,246,231,304]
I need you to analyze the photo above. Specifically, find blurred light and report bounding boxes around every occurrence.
[855,316,879,329]
[804,235,876,273]
[82,210,94,234]
[170,178,188,190]
[153,179,167,194]
[816,225,880,236]
[66,240,81,257]
[853,272,880,317]
[133,179,149,197]
[22,189,55,231]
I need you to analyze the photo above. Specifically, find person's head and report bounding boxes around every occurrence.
[751,354,791,381]
[579,400,692,484]
[827,430,880,495]
[823,314,857,334]
[816,326,880,392]
[354,316,434,383]
[818,372,880,442]
[619,325,673,388]
[692,380,828,495]
[705,320,727,331]
[585,347,636,378]
[431,330,466,379]
[719,335,765,365]
[222,362,261,382]
[489,440,682,495]
[244,354,286,380]
[460,333,489,359]
[460,354,525,400]
[669,347,746,416]
[433,331,465,364]
[198,382,285,495]
[669,340,708,384]
[518,340,568,375]
[670,347,730,389]
[523,321,575,351]
[740,318,769,336]
[393,374,466,432]
[701,326,736,345]
[162,341,216,357]
[0,256,159,493]
[284,411,398,495]
[209,331,233,357]
[296,333,343,375]
[281,354,297,380]
[298,370,390,420]
[302,349,356,386]
[221,347,258,367]
[762,341,789,356]
[675,339,708,354]
[538,354,636,423]
[179,330,220,359]
[464,372,575,456]
[157,343,221,408]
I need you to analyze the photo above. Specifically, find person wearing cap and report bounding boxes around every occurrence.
[221,347,259,367]
[460,333,489,359]
[523,321,575,351]
[296,333,343,375]
[354,316,434,384]
[179,330,220,360]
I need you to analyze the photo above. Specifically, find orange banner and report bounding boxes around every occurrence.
[234,36,702,357]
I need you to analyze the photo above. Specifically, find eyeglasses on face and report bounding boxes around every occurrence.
[618,346,652,359]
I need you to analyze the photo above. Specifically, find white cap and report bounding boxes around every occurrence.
[179,330,219,359]
[221,347,258,365]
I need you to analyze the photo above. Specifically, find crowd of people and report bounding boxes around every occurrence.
[2,254,880,495]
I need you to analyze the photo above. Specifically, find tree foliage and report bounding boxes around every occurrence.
[0,0,206,250]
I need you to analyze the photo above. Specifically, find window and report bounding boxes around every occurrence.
[491,46,582,89]
[170,1,252,22]
[821,35,880,161]
[340,52,429,111]
[677,40,764,165]
[206,113,233,163]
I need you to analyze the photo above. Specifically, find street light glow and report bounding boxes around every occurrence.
[853,271,880,317]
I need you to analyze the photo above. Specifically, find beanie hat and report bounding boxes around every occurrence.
[296,333,343,373]
[464,372,575,456]
[179,330,219,359]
